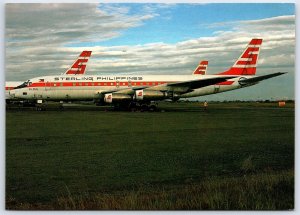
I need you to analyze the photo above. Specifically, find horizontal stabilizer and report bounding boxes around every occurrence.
[239,72,286,84]
[168,76,235,90]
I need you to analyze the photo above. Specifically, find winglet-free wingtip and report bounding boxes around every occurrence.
[275,72,288,77]
[240,72,287,85]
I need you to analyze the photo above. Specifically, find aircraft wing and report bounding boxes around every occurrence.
[98,77,235,95]
[167,76,236,90]
[239,72,286,84]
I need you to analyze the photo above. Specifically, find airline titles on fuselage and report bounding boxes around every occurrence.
[53,76,144,81]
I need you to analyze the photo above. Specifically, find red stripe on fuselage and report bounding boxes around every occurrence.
[5,87,15,90]
[26,81,169,88]
[24,80,234,89]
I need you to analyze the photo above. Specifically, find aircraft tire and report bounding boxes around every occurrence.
[149,104,157,112]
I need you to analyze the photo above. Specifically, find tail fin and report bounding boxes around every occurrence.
[218,39,262,75]
[193,61,208,75]
[64,51,92,75]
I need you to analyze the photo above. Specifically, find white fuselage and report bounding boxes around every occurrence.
[6,81,23,100]
[9,74,255,101]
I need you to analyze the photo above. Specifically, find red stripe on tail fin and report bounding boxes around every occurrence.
[193,60,208,75]
[217,39,262,76]
[65,51,92,75]
[79,51,92,57]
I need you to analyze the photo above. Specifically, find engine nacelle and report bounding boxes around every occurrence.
[238,77,248,86]
[104,93,132,103]
[167,91,180,101]
[135,90,166,101]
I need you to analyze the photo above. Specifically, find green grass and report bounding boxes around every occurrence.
[7,170,294,210]
[6,102,294,210]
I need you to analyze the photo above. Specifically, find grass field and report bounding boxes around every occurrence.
[6,102,295,210]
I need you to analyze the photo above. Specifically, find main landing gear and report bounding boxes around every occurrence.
[35,100,64,111]
[35,100,46,111]
[128,102,158,112]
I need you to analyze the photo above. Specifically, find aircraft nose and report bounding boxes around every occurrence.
[9,90,16,98]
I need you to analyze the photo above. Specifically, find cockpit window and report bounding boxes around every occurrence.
[15,80,31,89]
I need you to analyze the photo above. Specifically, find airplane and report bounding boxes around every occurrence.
[5,50,92,104]
[10,38,285,111]
[193,61,208,75]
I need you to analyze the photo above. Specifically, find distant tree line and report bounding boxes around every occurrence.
[165,99,295,104]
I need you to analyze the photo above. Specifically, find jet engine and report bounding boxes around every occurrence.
[238,77,248,86]
[104,93,132,103]
[135,90,167,101]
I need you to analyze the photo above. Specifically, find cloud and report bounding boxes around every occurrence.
[6,3,156,45]
[5,3,158,78]
[5,4,295,100]
[86,14,295,76]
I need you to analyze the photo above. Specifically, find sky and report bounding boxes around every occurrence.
[5,3,295,101]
